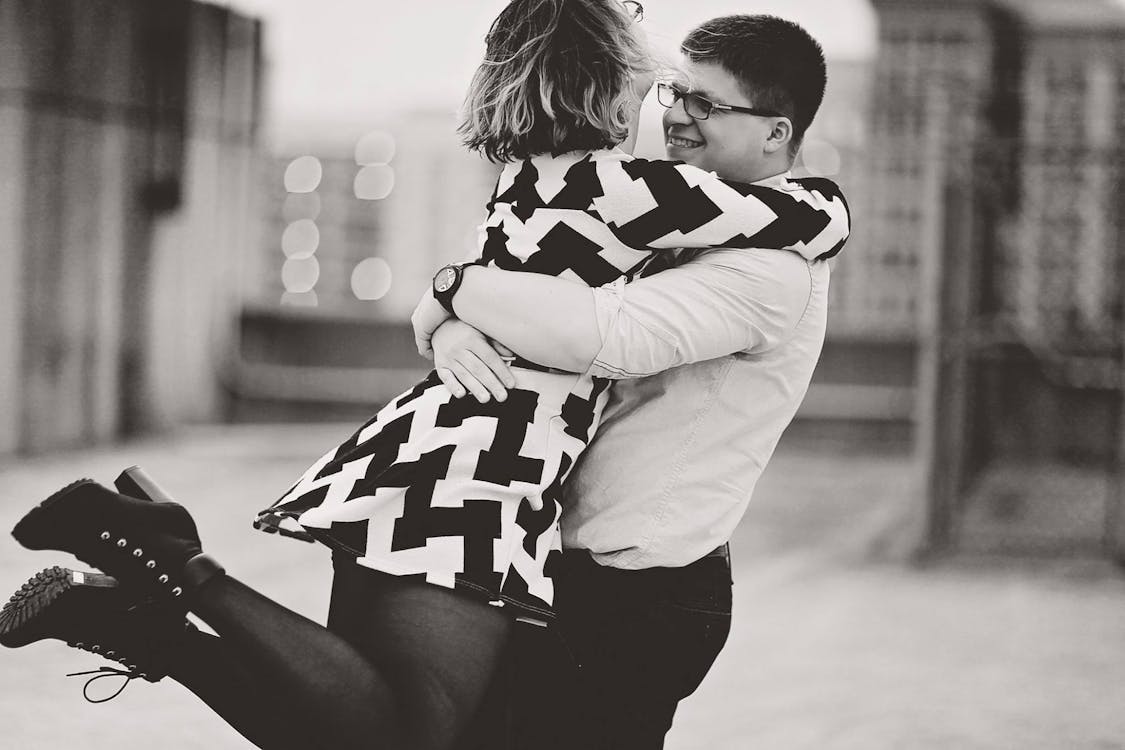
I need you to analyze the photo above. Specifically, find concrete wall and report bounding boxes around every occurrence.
[0,0,262,453]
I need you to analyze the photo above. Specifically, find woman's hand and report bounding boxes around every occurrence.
[431,319,516,403]
[411,290,452,360]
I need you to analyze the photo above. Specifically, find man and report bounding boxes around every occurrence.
[415,15,848,748]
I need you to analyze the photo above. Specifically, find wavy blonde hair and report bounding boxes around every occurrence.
[459,0,656,162]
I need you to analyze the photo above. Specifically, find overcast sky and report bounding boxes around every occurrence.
[214,0,878,148]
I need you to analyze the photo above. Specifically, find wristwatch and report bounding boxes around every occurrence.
[432,261,478,314]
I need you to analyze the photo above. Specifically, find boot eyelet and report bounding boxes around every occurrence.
[116,539,128,548]
[172,586,183,597]
[91,645,101,652]
[133,548,144,558]
[146,560,157,569]
[106,650,116,657]
[158,575,169,584]
[74,642,85,649]
[100,532,111,541]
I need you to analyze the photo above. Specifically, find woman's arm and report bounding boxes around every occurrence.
[589,156,850,261]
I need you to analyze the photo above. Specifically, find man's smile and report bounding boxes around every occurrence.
[667,131,704,149]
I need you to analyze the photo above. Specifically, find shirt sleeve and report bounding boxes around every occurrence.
[590,153,850,261]
[586,248,814,379]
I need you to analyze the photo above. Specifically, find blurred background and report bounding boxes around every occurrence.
[1,0,1124,748]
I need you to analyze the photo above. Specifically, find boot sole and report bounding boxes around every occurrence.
[0,566,118,648]
[11,479,99,551]
[11,472,160,552]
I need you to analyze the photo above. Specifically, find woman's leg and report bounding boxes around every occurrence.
[166,627,318,749]
[12,480,510,749]
[181,566,511,750]
[324,559,514,748]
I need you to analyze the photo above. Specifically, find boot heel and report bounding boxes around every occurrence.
[114,466,175,503]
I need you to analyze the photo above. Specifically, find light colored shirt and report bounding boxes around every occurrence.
[559,183,839,569]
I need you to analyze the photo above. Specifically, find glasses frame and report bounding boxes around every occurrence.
[656,82,783,121]
[621,0,643,22]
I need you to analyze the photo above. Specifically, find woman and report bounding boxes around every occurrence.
[2,2,842,748]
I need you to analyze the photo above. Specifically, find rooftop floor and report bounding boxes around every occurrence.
[0,424,1121,749]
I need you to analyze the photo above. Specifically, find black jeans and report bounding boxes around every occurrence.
[467,548,733,750]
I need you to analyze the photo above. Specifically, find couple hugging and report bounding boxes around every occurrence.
[1,2,849,749]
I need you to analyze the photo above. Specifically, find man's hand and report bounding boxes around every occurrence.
[431,319,516,403]
[411,289,452,360]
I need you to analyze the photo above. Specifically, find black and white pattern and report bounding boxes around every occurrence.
[256,149,849,619]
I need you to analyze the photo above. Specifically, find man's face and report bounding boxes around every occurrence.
[663,60,776,182]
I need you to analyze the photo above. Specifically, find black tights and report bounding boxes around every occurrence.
[164,554,511,750]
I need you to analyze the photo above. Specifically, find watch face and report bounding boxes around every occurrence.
[435,268,455,293]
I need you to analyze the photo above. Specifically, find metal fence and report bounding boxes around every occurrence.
[919,142,1125,559]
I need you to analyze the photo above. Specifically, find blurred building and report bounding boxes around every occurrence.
[998,2,1125,364]
[252,110,498,318]
[234,110,499,415]
[0,0,263,454]
[855,0,1125,556]
[787,58,924,432]
[377,110,502,318]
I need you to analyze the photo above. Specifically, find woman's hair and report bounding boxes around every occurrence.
[459,0,655,162]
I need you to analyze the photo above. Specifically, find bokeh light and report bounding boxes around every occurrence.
[280,290,319,307]
[354,165,395,200]
[281,256,320,293]
[284,155,322,193]
[800,138,842,177]
[355,130,396,166]
[282,192,322,223]
[281,219,320,259]
[351,257,393,300]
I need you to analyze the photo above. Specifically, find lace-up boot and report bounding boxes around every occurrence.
[12,479,223,606]
[0,566,196,701]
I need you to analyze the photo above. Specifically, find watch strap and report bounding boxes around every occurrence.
[433,260,482,314]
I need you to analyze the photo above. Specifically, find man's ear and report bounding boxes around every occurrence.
[762,117,793,155]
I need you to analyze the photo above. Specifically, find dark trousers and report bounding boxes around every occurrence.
[466,548,733,750]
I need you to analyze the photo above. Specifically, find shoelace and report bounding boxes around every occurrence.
[65,666,144,703]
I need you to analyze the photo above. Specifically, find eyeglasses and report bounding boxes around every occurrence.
[621,1,643,22]
[656,82,782,121]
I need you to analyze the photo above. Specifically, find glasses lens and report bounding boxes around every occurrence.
[683,93,711,120]
[657,85,712,120]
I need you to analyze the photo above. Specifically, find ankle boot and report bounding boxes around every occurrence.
[12,479,223,604]
[0,566,196,701]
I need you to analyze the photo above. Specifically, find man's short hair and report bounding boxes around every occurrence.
[682,15,827,156]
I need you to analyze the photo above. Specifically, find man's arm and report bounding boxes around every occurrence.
[450,266,601,372]
[447,248,813,377]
